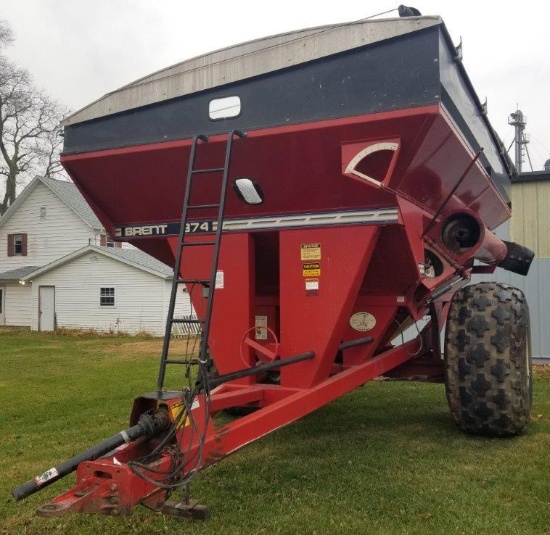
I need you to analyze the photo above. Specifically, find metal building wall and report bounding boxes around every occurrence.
[394,218,547,359]
[510,179,550,258]
[473,260,550,360]
[472,213,550,360]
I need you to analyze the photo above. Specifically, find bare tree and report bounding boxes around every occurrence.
[0,19,14,48]
[0,19,69,216]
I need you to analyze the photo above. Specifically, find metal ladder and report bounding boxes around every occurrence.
[157,130,246,393]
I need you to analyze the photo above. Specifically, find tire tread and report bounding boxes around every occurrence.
[444,282,531,437]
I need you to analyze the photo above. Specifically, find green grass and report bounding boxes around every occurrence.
[1,329,549,534]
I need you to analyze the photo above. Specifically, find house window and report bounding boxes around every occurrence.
[14,235,23,254]
[7,233,27,256]
[100,234,121,248]
[40,206,47,219]
[100,287,115,306]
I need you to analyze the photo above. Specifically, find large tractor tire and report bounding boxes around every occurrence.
[444,282,532,437]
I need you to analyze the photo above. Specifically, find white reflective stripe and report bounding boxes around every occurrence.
[120,430,131,444]
[114,208,400,239]
[221,208,399,232]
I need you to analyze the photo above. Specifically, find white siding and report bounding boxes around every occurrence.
[3,283,32,326]
[29,252,190,336]
[164,280,193,317]
[0,183,99,270]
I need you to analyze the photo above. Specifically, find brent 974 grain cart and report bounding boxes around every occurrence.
[13,8,534,519]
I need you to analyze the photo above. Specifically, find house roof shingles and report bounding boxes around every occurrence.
[100,247,173,277]
[0,176,103,232]
[19,245,174,281]
[0,266,41,281]
[0,177,174,281]
[40,177,103,229]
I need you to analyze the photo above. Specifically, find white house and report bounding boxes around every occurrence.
[0,176,191,335]
[20,245,191,335]
[0,176,104,326]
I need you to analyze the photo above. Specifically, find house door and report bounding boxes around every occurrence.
[0,287,4,325]
[39,286,55,331]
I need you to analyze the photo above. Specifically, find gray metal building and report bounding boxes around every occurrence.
[473,170,550,360]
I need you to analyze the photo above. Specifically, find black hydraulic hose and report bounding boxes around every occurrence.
[208,337,374,388]
[338,336,374,351]
[14,339,373,500]
[208,351,316,388]
[12,410,169,502]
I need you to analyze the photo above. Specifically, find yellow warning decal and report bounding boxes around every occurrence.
[302,262,321,277]
[170,400,190,429]
[301,243,321,260]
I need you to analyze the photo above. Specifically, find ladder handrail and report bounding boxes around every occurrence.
[198,130,245,368]
[156,130,246,393]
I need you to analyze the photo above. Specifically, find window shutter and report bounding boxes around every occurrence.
[7,234,14,257]
[100,235,106,246]
[21,234,28,256]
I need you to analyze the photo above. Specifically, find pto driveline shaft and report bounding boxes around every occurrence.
[12,410,169,501]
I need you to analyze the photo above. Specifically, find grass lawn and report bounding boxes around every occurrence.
[1,329,549,534]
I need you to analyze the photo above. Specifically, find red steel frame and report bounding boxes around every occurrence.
[39,104,511,517]
[37,214,501,518]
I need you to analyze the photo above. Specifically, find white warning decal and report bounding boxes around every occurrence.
[255,315,268,340]
[35,467,59,486]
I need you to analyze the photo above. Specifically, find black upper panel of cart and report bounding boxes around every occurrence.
[62,16,513,195]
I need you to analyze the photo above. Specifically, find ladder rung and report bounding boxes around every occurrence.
[187,204,220,210]
[183,241,216,247]
[177,278,210,285]
[171,318,203,324]
[191,167,225,174]
[164,359,201,365]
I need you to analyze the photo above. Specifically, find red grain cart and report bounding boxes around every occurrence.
[14,10,533,519]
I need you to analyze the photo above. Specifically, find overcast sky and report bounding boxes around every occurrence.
[1,0,548,170]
